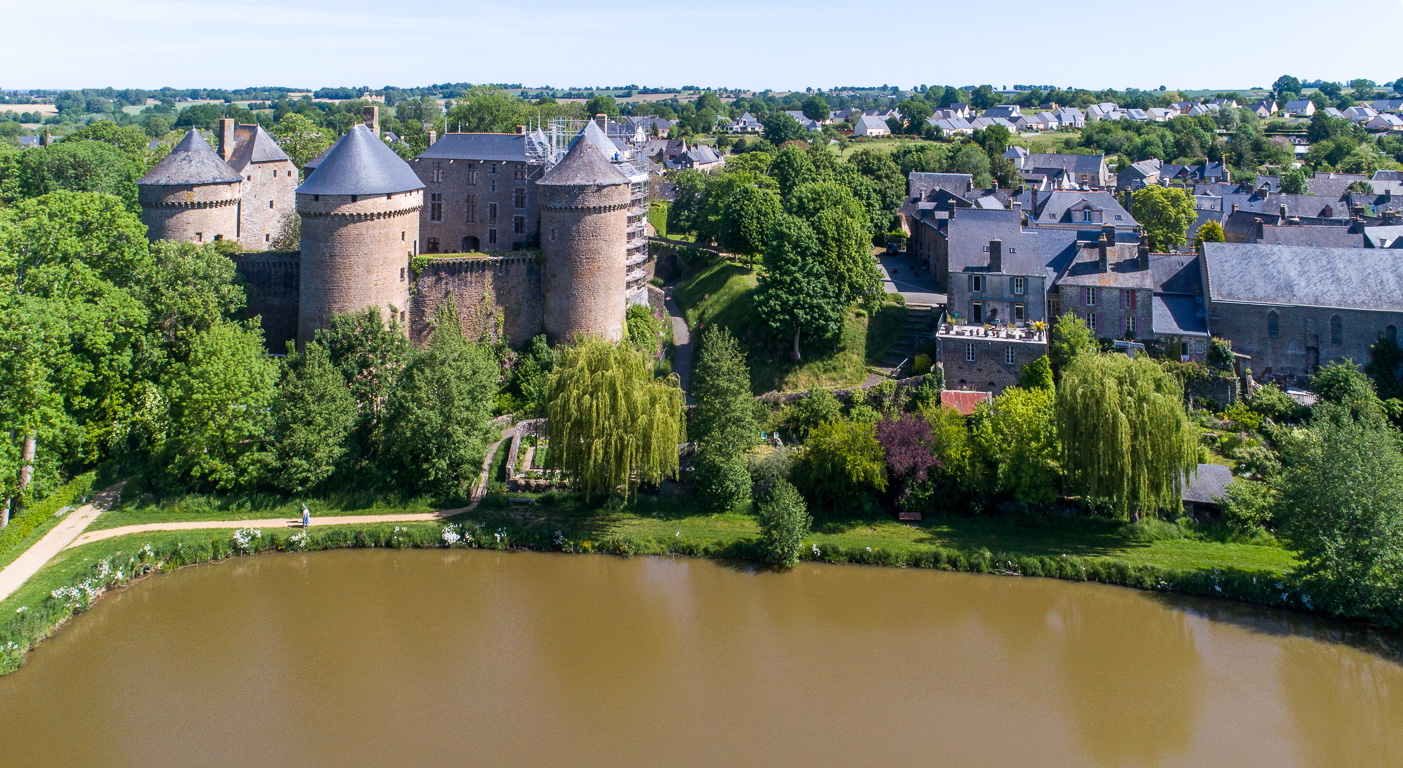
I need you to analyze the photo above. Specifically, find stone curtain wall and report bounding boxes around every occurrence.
[231,252,300,354]
[410,254,545,346]
[139,182,241,244]
[237,160,299,251]
[296,190,421,347]
[414,159,539,254]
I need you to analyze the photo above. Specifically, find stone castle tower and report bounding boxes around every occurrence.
[537,134,631,343]
[295,124,424,347]
[137,129,243,245]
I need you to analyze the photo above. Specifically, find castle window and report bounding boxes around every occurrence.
[430,193,442,222]
[1330,314,1343,344]
[266,234,270,242]
[196,232,203,242]
[427,238,439,253]
[551,228,556,241]
[467,167,478,185]
[513,215,525,235]
[488,229,497,245]
[965,343,976,362]
[490,163,498,175]
[431,162,443,183]
[273,170,277,177]
[489,202,498,222]
[402,232,405,241]
[400,267,405,281]
[515,164,526,180]
[490,180,497,193]
[465,195,476,223]
[514,188,525,209]
[1267,310,1279,339]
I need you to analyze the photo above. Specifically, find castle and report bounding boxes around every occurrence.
[136,107,654,351]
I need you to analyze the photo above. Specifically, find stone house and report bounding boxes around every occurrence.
[1200,242,1403,382]
[936,325,1047,394]
[411,131,548,254]
[1050,229,1155,340]
[1024,153,1111,189]
[1149,252,1210,361]
[218,120,298,251]
[1027,190,1135,231]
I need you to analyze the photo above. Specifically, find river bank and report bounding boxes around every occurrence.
[2,492,1356,677]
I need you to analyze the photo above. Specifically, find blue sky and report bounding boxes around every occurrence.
[4,0,1401,92]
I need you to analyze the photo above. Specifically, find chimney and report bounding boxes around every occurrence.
[949,205,956,220]
[989,239,1002,273]
[1122,189,1133,213]
[1097,234,1109,272]
[517,125,527,135]
[1101,223,1116,244]
[595,113,608,132]
[218,118,235,162]
[1353,204,1366,218]
[1012,200,1022,218]
[363,105,380,136]
[1231,202,1239,213]
[1279,204,1289,221]
[427,130,437,147]
[1254,218,1265,241]
[1137,230,1150,269]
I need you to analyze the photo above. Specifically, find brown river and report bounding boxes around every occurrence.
[0,549,1400,767]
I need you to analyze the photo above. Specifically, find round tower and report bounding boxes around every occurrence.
[538,133,631,343]
[295,125,424,347]
[137,129,242,245]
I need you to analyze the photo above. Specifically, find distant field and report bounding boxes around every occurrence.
[0,103,57,115]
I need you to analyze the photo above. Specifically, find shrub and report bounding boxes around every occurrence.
[793,419,888,510]
[1222,401,1263,432]
[0,473,95,560]
[1221,477,1276,535]
[755,478,811,567]
[1249,383,1306,423]
[790,388,841,438]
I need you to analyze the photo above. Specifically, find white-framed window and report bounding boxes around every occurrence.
[1087,312,1097,332]
[965,343,976,362]
[1085,287,1097,306]
[1082,209,1094,222]
[1126,316,1136,335]
[1012,277,1026,295]
[1004,346,1015,365]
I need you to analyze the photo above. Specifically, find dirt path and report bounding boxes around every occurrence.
[665,289,693,399]
[0,482,125,603]
[0,431,515,599]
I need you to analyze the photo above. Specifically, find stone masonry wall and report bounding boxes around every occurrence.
[541,183,629,343]
[410,254,544,346]
[140,182,241,244]
[236,159,299,251]
[1210,301,1403,383]
[230,251,300,354]
[414,158,540,254]
[938,336,1046,395]
[297,190,421,347]
[1056,286,1155,341]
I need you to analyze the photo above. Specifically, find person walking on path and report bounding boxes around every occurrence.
[301,505,311,529]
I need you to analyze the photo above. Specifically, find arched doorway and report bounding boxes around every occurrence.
[462,236,480,252]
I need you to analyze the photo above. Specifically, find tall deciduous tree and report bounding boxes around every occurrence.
[793,419,887,510]
[383,309,498,497]
[972,385,1060,505]
[1193,220,1225,248]
[315,307,411,470]
[544,340,686,499]
[1049,312,1097,374]
[754,214,844,359]
[1278,407,1403,625]
[718,184,781,262]
[160,322,280,492]
[762,111,806,145]
[1056,353,1199,518]
[6,141,140,209]
[691,327,757,512]
[272,112,331,168]
[1131,185,1196,252]
[268,342,357,494]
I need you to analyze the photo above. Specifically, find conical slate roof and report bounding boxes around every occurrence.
[538,129,630,187]
[138,129,242,186]
[296,125,424,196]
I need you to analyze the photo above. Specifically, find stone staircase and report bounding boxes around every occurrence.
[878,304,939,375]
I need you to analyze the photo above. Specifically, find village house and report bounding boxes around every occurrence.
[853,114,891,137]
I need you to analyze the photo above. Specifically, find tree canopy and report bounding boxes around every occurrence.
[1131,186,1196,252]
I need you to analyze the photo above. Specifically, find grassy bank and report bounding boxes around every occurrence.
[0,489,1314,676]
[0,473,97,570]
[674,257,906,392]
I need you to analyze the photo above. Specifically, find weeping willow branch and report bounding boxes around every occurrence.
[1055,353,1200,519]
[543,339,686,499]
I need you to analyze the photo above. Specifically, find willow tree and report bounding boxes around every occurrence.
[544,340,686,499]
[1055,353,1199,518]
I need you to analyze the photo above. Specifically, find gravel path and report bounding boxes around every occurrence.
[0,482,124,603]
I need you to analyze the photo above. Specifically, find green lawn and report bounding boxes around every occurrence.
[673,257,906,393]
[837,137,937,159]
[87,492,463,532]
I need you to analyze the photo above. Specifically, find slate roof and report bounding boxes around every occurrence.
[1374,170,1403,182]
[296,125,424,196]
[138,129,242,186]
[1149,252,1202,295]
[1182,463,1234,505]
[1255,225,1365,248]
[1031,191,1133,225]
[1364,226,1403,248]
[1202,242,1403,311]
[1153,295,1208,336]
[854,114,889,133]
[909,172,974,199]
[943,209,1045,276]
[1026,152,1104,175]
[1055,243,1154,289]
[416,132,541,162]
[226,124,291,172]
[537,132,630,187]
